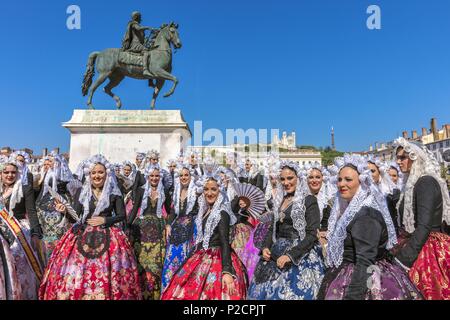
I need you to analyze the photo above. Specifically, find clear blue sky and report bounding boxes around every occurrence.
[1,0,450,153]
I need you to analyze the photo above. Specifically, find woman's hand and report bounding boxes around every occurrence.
[54,199,67,214]
[276,255,291,269]
[87,216,106,227]
[222,273,237,296]
[262,248,271,261]
[317,230,328,247]
[165,225,172,239]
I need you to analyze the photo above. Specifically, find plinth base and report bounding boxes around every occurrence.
[63,109,191,171]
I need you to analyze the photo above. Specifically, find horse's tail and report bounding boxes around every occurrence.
[82,51,99,96]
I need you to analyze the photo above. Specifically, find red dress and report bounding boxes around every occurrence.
[393,176,450,300]
[39,192,142,300]
[408,232,450,300]
[39,225,142,300]
[162,210,248,300]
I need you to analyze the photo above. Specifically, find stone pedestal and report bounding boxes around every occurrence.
[63,109,191,172]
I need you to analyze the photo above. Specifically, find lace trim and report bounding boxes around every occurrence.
[393,138,450,233]
[327,186,397,268]
[195,193,235,250]
[173,177,197,217]
[272,177,308,243]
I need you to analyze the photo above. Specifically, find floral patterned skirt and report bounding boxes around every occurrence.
[318,260,422,300]
[38,225,142,300]
[0,235,22,300]
[161,247,248,300]
[231,223,260,282]
[9,219,40,300]
[131,214,166,300]
[161,215,196,291]
[37,194,71,262]
[38,210,70,263]
[125,199,134,223]
[408,232,450,300]
[248,238,325,300]
[253,221,271,250]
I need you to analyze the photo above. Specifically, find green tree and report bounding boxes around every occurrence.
[297,145,317,151]
[321,148,344,166]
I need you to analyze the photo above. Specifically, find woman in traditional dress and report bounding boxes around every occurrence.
[230,195,257,281]
[304,163,334,253]
[35,153,74,260]
[367,158,397,196]
[252,155,280,253]
[39,155,141,300]
[238,159,264,191]
[248,161,325,300]
[162,171,247,300]
[318,154,422,300]
[128,163,171,300]
[391,138,450,300]
[220,166,260,279]
[10,151,34,188]
[387,161,403,189]
[0,231,22,300]
[367,158,403,235]
[161,163,199,291]
[116,161,137,222]
[0,158,44,300]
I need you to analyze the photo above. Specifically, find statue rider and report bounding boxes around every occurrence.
[122,11,156,77]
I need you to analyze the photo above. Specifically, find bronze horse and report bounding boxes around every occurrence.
[82,22,182,110]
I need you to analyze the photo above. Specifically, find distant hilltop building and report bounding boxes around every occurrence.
[272,131,296,151]
[187,129,322,166]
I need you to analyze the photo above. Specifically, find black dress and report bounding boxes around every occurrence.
[318,207,422,300]
[193,210,236,276]
[71,188,125,228]
[261,195,321,264]
[131,171,146,204]
[128,186,172,300]
[3,183,42,238]
[35,173,73,257]
[239,173,264,191]
[248,195,325,300]
[166,197,198,246]
[318,207,388,299]
[320,205,331,232]
[128,187,171,226]
[161,209,248,300]
[36,173,69,203]
[394,176,444,267]
[386,188,401,234]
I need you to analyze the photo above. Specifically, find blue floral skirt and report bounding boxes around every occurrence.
[248,238,325,300]
[161,215,196,291]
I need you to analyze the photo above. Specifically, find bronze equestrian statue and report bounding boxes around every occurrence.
[82,12,182,110]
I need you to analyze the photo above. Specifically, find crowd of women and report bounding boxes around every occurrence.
[0,136,449,300]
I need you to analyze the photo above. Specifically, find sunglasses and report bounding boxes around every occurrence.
[396,155,409,161]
